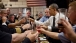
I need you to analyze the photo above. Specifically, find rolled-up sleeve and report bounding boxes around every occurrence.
[58,32,71,43]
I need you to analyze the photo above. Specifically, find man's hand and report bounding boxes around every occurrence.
[37,27,46,33]
[40,25,48,30]
[59,19,75,40]
[19,18,26,24]
[60,19,74,34]
[2,16,7,23]
[28,18,34,22]
[22,24,31,30]
[26,31,39,42]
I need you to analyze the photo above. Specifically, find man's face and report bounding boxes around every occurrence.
[6,9,10,15]
[49,6,55,16]
[45,9,50,16]
[38,14,43,18]
[2,10,7,17]
[10,16,15,21]
[68,7,76,24]
[26,11,31,16]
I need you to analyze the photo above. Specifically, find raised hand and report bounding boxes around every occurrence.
[37,27,46,34]
[2,16,7,23]
[26,31,39,42]
[19,18,26,24]
[59,19,75,40]
[40,25,48,30]
[28,18,34,22]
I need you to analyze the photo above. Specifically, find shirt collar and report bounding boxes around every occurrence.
[54,12,59,18]
[44,16,50,18]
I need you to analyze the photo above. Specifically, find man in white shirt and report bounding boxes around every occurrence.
[34,4,68,31]
[29,3,68,43]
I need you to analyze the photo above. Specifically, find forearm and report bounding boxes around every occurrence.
[12,33,26,43]
[8,22,21,28]
[43,30,59,39]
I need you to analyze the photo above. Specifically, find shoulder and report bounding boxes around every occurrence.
[0,31,12,43]
[42,16,46,18]
[49,16,53,19]
[40,16,46,19]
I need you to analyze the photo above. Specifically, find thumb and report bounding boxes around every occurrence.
[33,32,39,39]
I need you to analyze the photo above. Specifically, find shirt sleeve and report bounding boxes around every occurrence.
[35,20,44,25]
[0,30,12,43]
[35,17,52,26]
[58,32,71,43]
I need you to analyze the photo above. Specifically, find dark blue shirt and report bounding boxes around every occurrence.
[39,16,50,22]
[58,25,76,43]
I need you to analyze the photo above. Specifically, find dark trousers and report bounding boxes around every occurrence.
[46,36,62,43]
[46,27,62,43]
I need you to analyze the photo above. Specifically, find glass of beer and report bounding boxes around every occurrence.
[58,8,67,28]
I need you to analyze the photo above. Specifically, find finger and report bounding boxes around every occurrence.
[60,19,70,25]
[60,19,68,25]
[33,32,39,36]
[61,20,68,28]
[37,29,41,33]
[35,32,39,39]
[40,25,43,26]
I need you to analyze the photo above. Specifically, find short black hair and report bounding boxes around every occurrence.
[49,3,59,11]
[8,14,15,18]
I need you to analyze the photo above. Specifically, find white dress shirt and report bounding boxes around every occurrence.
[35,12,68,31]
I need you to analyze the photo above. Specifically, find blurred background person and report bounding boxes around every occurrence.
[37,12,43,21]
[6,8,10,16]
[17,11,23,20]
[8,14,15,23]
[26,10,34,19]
[39,8,50,22]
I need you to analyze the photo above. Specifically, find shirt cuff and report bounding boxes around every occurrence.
[48,26,52,31]
[2,22,7,26]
